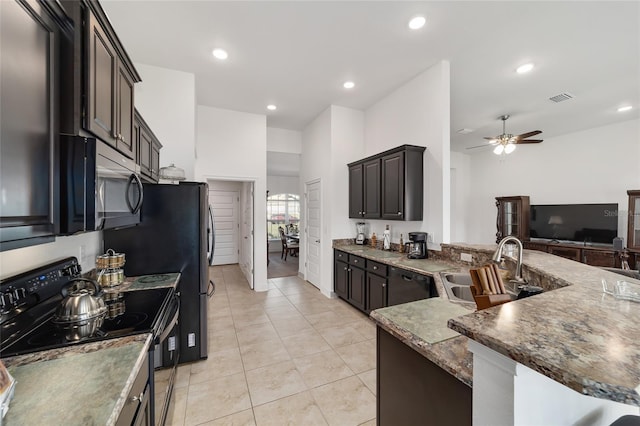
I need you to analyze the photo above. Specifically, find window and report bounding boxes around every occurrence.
[267,193,300,239]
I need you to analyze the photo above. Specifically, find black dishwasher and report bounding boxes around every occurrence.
[388,267,435,305]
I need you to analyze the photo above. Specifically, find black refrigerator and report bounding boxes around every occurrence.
[104,181,214,364]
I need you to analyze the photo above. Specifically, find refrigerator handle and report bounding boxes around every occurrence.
[207,279,215,298]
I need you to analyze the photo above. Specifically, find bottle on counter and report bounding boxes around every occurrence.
[371,232,377,248]
[399,234,404,253]
[383,225,391,250]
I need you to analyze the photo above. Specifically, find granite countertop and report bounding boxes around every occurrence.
[3,334,151,426]
[102,272,181,293]
[446,243,640,407]
[371,298,474,387]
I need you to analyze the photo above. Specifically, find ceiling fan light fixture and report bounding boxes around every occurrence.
[504,143,517,154]
[493,145,505,155]
[516,63,534,74]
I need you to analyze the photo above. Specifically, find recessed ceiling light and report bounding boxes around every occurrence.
[408,16,426,30]
[267,104,277,111]
[343,81,355,89]
[516,63,534,74]
[212,48,228,60]
[618,105,633,112]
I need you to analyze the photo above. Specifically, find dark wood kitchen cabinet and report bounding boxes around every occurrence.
[134,109,163,183]
[366,271,388,312]
[116,352,151,426]
[377,327,471,425]
[333,250,366,311]
[60,0,141,159]
[348,159,381,219]
[0,0,68,251]
[348,145,425,221]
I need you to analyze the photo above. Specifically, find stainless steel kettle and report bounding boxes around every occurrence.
[53,278,107,340]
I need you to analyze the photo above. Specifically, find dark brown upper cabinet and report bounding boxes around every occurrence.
[348,145,425,221]
[60,0,141,159]
[0,0,69,251]
[134,109,162,183]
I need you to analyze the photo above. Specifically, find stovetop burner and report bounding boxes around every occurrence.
[0,257,174,358]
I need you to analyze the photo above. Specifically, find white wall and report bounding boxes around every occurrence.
[451,151,471,243]
[301,107,332,295]
[134,64,196,180]
[363,61,451,249]
[466,118,640,244]
[0,232,102,279]
[195,105,268,291]
[267,127,302,154]
[267,176,300,197]
[331,106,365,239]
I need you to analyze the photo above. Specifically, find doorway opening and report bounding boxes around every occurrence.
[208,179,255,289]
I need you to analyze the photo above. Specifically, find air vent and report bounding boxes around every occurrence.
[456,128,474,134]
[549,92,574,103]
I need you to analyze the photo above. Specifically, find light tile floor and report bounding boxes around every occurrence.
[166,265,377,426]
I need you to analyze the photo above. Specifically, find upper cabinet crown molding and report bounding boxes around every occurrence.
[348,145,426,221]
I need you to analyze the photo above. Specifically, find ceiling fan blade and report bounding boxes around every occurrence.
[466,144,493,150]
[515,130,542,140]
[483,136,499,141]
[515,139,543,144]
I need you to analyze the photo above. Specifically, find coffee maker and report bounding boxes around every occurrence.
[405,232,428,259]
[355,222,366,245]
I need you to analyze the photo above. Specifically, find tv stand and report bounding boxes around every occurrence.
[524,240,621,268]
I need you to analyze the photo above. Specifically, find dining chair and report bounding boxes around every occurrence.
[279,226,299,261]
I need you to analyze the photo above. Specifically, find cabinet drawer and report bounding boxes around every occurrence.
[366,260,387,276]
[523,242,548,252]
[349,254,365,267]
[335,250,348,262]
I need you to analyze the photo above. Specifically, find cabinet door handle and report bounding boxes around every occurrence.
[397,212,402,215]
[130,392,144,403]
[373,266,378,270]
[343,266,348,271]
[362,211,366,215]
[382,283,386,287]
[347,268,351,272]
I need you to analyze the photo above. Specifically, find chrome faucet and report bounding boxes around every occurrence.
[492,236,525,282]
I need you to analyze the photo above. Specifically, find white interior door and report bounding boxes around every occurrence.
[210,190,239,265]
[305,180,321,288]
[240,182,254,289]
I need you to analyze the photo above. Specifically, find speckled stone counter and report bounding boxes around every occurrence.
[102,272,180,293]
[445,242,640,406]
[3,334,151,425]
[371,298,474,386]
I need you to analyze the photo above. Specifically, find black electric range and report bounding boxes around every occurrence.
[0,257,176,359]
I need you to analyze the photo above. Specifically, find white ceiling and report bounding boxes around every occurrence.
[102,1,640,152]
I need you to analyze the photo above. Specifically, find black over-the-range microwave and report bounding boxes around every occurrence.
[60,135,143,234]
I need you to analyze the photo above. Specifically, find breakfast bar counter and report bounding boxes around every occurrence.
[446,243,640,407]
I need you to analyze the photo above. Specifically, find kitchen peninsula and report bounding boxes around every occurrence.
[335,241,640,425]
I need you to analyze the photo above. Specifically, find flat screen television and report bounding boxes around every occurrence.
[529,203,618,244]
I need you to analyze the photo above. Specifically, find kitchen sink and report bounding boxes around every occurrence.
[440,272,517,304]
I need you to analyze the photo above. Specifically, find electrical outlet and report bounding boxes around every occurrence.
[427,234,434,243]
[188,333,196,347]
[460,253,473,262]
[79,245,86,262]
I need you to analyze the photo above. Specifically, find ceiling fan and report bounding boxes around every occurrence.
[467,115,543,155]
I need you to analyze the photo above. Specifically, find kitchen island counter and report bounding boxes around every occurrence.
[3,334,152,426]
[446,243,640,407]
